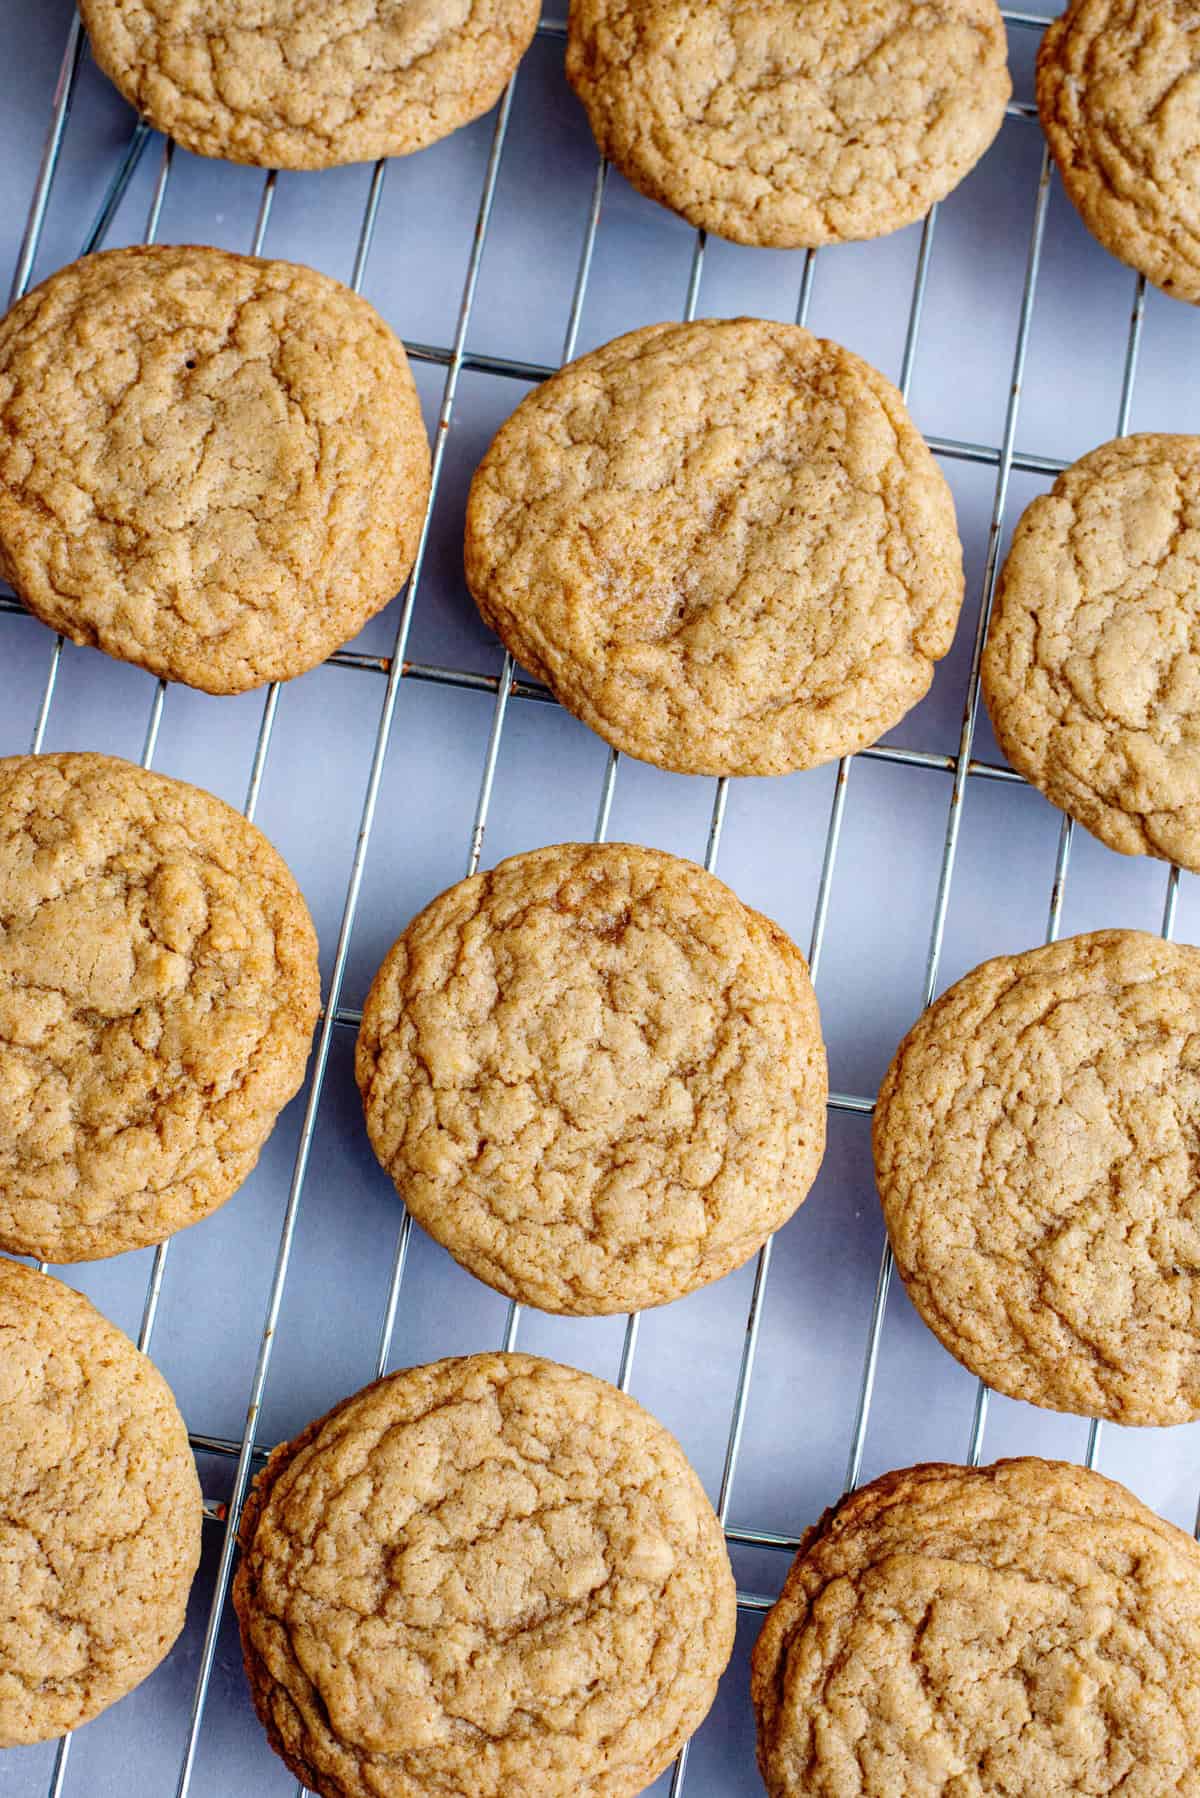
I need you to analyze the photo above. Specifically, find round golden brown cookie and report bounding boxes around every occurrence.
[0,1259,201,1745]
[80,0,540,169]
[1038,0,1200,304]
[0,244,431,694]
[464,318,964,777]
[356,841,827,1314]
[566,0,1011,248]
[752,1456,1200,1797]
[874,929,1200,1425]
[983,434,1200,871]
[0,752,320,1262]
[233,1352,736,1798]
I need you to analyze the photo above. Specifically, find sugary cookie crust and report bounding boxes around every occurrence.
[465,318,964,777]
[0,752,320,1261]
[355,841,827,1314]
[874,929,1200,1425]
[81,0,541,170]
[0,1260,201,1745]
[1038,0,1200,304]
[983,434,1200,869]
[0,244,431,693]
[566,0,1011,247]
[752,1456,1200,1797]
[234,1353,736,1798]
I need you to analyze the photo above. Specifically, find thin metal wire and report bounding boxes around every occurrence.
[8,12,83,305]
[966,261,1152,1476]
[669,788,735,1798]
[926,154,1055,1008]
[131,172,286,1379]
[1164,864,1183,939]
[143,137,174,241]
[845,146,1055,1496]
[18,19,103,754]
[27,134,176,763]
[193,163,390,1798]
[1100,280,1200,1528]
[594,746,620,842]
[536,8,1053,37]
[174,83,523,1794]
[678,213,945,1797]
[28,155,286,1798]
[672,252,829,1687]
[349,328,1078,474]
[464,662,516,876]
[5,26,122,1791]
[31,122,183,1798]
[1045,816,1076,944]
[463,157,609,882]
[26,642,62,756]
[497,219,711,1367]
[613,228,713,1406]
[804,211,936,984]
[398,159,614,1374]
[0,599,1056,783]
[81,120,153,253]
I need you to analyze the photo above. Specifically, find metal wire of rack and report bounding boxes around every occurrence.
[3,6,1197,1795]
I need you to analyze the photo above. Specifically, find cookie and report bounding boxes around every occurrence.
[356,841,827,1314]
[0,244,431,693]
[983,434,1200,870]
[0,752,320,1262]
[874,929,1200,1425]
[752,1456,1200,1797]
[566,0,1011,248]
[1038,0,1200,304]
[464,318,964,777]
[80,0,541,170]
[0,1259,201,1745]
[233,1352,736,1798]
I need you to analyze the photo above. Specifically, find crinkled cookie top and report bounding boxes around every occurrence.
[0,752,320,1261]
[752,1456,1200,1797]
[983,434,1200,870]
[0,1259,201,1745]
[1038,0,1200,304]
[465,318,964,777]
[0,245,431,693]
[234,1353,736,1798]
[874,929,1200,1425]
[81,0,540,168]
[356,841,827,1313]
[567,0,1011,246]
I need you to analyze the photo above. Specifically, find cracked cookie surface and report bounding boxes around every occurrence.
[80,0,540,169]
[0,752,320,1261]
[356,841,827,1314]
[233,1352,736,1798]
[464,318,964,777]
[874,929,1200,1425]
[752,1456,1200,1797]
[1038,0,1200,304]
[0,1259,201,1745]
[0,244,431,693]
[566,0,1010,247]
[983,434,1200,869]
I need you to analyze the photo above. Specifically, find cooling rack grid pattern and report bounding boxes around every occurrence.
[2,5,1200,1794]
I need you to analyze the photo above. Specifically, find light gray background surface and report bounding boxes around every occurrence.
[2,5,1200,1794]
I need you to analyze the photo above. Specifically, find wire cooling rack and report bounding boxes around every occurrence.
[3,5,1200,1794]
